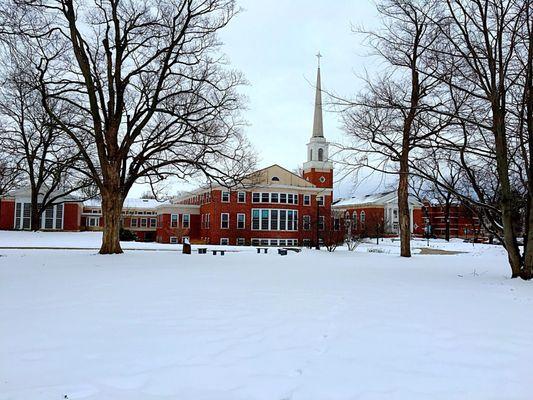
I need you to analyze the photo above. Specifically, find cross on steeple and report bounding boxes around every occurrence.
[316,51,322,68]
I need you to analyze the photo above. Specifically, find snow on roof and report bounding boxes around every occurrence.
[84,198,170,209]
[333,191,422,208]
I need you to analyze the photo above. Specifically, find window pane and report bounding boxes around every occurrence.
[261,193,269,203]
[252,193,260,203]
[280,210,286,230]
[261,210,269,230]
[270,210,278,230]
[280,193,287,203]
[271,193,278,203]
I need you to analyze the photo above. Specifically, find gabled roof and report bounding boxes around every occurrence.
[245,164,316,188]
[84,198,170,209]
[333,191,422,208]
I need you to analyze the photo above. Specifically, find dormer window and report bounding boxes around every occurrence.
[271,176,280,182]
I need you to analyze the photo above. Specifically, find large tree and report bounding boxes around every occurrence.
[339,0,444,257]
[1,0,253,253]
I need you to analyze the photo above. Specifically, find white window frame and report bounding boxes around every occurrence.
[87,216,100,227]
[140,217,148,228]
[131,218,138,228]
[182,214,190,228]
[236,237,245,246]
[303,195,310,206]
[170,236,178,244]
[237,213,245,229]
[220,238,229,245]
[237,191,246,203]
[221,213,229,229]
[170,214,179,228]
[221,191,230,203]
[317,196,324,207]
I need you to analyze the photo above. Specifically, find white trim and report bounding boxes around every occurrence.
[220,237,229,245]
[220,213,229,229]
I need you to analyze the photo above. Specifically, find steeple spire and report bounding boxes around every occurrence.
[312,52,324,138]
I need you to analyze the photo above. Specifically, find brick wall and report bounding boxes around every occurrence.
[0,199,15,230]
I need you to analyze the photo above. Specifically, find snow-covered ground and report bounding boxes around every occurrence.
[0,232,532,400]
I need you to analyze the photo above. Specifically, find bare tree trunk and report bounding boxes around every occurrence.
[444,197,450,242]
[398,155,411,257]
[100,188,123,254]
[30,188,40,231]
[493,110,522,278]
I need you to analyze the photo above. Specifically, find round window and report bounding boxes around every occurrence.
[319,176,326,183]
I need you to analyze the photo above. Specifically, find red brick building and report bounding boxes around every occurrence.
[423,201,482,239]
[0,188,82,231]
[332,191,425,237]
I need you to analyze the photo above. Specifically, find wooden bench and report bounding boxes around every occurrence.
[256,247,268,254]
[283,247,301,253]
[278,249,288,256]
[197,248,207,254]
[212,249,225,256]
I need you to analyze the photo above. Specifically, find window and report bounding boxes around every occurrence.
[304,195,311,206]
[261,210,269,230]
[238,192,246,203]
[271,193,279,203]
[150,218,157,228]
[261,193,270,203]
[251,209,298,231]
[252,193,260,203]
[55,204,63,230]
[318,216,325,231]
[237,213,245,229]
[352,211,357,227]
[131,218,138,228]
[220,238,229,245]
[221,213,229,229]
[22,203,31,229]
[317,196,324,206]
[279,209,287,230]
[334,218,340,231]
[170,237,178,244]
[237,237,245,246]
[44,206,54,229]
[221,191,230,202]
[360,211,366,223]
[202,213,211,229]
[140,218,147,228]
[271,176,280,182]
[288,194,294,204]
[280,193,287,203]
[270,210,278,230]
[182,214,190,228]
[171,214,178,228]
[252,209,260,230]
[309,149,313,161]
[318,148,324,161]
[87,216,100,227]
[303,215,311,230]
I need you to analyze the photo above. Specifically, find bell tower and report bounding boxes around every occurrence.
[303,52,333,189]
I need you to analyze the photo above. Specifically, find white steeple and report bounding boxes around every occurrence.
[304,53,333,172]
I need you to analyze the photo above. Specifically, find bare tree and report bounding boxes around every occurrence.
[338,0,446,257]
[0,50,92,230]
[416,0,533,278]
[1,0,254,253]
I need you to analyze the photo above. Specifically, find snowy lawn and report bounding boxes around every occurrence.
[0,235,532,399]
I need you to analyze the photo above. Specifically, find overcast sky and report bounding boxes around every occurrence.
[132,0,395,198]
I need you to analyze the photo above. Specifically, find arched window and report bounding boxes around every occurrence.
[271,176,280,182]
[352,211,357,227]
[360,211,366,223]
[309,149,313,161]
[318,148,324,161]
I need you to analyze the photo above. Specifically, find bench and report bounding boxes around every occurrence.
[278,249,288,256]
[197,248,207,254]
[283,247,301,253]
[256,247,268,254]
[212,249,225,256]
